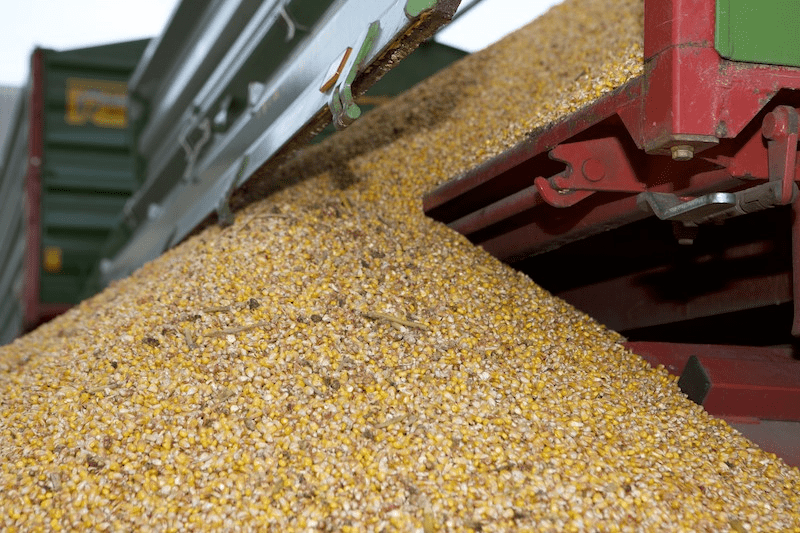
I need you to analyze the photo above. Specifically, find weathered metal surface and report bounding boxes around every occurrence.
[628,341,800,421]
[558,246,792,331]
[22,50,44,333]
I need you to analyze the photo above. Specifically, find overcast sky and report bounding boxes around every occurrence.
[0,0,562,88]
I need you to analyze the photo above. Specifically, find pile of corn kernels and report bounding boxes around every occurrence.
[2,0,800,530]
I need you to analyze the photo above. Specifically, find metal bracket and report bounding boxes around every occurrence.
[329,21,381,130]
[216,155,249,228]
[638,182,798,226]
[212,95,233,133]
[763,105,799,205]
[534,136,645,208]
[637,191,736,223]
[534,175,594,207]
[278,4,308,42]
[179,118,211,183]
[637,107,800,226]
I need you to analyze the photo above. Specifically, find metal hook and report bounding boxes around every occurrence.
[279,5,307,42]
[179,118,211,183]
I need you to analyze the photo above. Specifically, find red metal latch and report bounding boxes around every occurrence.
[535,136,645,208]
[763,105,799,205]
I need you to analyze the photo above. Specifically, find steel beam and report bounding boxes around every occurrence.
[558,242,792,332]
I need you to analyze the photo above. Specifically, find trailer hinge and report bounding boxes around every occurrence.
[328,20,380,130]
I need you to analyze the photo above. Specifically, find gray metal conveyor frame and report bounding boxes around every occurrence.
[100,0,459,285]
[0,90,29,344]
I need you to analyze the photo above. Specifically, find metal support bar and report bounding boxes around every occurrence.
[449,183,544,235]
[23,50,44,331]
[637,191,736,222]
[762,105,799,205]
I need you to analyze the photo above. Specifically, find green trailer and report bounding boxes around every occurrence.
[0,40,148,344]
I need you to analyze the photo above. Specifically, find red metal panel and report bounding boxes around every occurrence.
[643,0,715,60]
[559,255,791,332]
[422,82,644,220]
[23,50,44,331]
[793,196,800,336]
[625,341,800,421]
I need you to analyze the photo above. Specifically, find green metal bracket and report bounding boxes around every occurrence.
[330,20,380,130]
[716,0,800,68]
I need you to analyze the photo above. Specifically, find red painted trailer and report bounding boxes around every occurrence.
[424,0,800,465]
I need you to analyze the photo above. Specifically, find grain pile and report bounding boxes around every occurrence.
[2,0,800,530]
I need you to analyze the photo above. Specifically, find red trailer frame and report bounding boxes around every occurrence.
[424,0,800,464]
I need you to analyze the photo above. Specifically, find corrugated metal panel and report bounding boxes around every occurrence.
[0,87,21,160]
[0,86,29,345]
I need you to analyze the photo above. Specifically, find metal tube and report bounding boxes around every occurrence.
[449,184,543,235]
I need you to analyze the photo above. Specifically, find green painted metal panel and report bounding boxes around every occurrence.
[37,39,148,306]
[44,148,139,192]
[405,0,438,17]
[716,0,800,67]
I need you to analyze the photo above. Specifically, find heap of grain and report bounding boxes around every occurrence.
[2,0,799,530]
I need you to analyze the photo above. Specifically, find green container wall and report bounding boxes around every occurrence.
[716,0,800,68]
[38,40,148,306]
[0,40,148,345]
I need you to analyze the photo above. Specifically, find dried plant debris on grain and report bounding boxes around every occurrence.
[2,0,800,531]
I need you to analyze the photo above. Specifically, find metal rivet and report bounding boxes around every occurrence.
[581,158,605,182]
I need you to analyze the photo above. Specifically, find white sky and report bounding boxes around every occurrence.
[0,0,562,88]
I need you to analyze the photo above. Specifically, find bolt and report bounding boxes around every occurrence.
[762,106,798,140]
[581,158,605,182]
[673,222,698,245]
[671,145,694,161]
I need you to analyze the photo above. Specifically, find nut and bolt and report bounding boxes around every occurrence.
[670,145,694,161]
